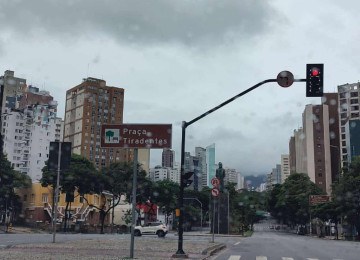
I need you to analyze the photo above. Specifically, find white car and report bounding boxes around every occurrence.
[134,222,168,237]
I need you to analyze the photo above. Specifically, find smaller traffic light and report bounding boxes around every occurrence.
[181,171,194,188]
[306,64,324,97]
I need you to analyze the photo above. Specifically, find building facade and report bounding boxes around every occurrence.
[2,87,62,182]
[206,143,216,187]
[281,154,290,183]
[337,83,360,168]
[303,104,332,194]
[162,148,174,168]
[63,77,132,168]
[195,146,207,190]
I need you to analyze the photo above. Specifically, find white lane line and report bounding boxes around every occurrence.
[282,258,294,260]
[234,241,241,245]
[228,256,241,260]
[306,258,319,260]
[256,256,267,260]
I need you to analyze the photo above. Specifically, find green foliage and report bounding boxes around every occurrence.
[0,154,31,216]
[266,173,324,225]
[40,154,100,195]
[331,156,360,236]
[151,179,179,217]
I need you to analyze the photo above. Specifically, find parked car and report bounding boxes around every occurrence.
[134,222,168,237]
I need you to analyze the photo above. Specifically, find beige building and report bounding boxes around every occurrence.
[281,154,290,183]
[302,104,332,194]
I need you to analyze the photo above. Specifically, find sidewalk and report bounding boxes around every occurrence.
[0,230,226,260]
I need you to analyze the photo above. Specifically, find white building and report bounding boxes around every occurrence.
[169,162,180,184]
[149,166,168,182]
[2,93,62,182]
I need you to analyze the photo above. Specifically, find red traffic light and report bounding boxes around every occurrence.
[311,68,319,76]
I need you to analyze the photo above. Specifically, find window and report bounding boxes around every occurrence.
[42,193,49,203]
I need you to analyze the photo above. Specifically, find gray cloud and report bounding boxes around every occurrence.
[0,0,278,47]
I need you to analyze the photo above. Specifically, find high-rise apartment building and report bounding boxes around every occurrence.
[271,164,282,184]
[162,148,174,168]
[195,146,207,190]
[303,104,332,194]
[64,77,132,168]
[2,86,62,182]
[337,83,360,168]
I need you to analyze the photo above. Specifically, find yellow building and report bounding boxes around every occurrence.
[17,183,111,226]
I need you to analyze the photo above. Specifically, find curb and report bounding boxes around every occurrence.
[201,243,226,256]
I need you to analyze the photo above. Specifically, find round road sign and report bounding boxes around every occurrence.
[211,188,220,197]
[277,71,294,88]
[211,177,220,187]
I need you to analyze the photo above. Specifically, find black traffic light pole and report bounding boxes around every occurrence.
[175,77,308,257]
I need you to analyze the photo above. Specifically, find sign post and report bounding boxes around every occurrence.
[101,123,172,259]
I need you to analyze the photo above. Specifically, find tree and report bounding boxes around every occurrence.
[0,154,31,231]
[98,161,151,233]
[40,154,100,231]
[267,173,324,227]
[332,156,360,240]
[151,179,179,225]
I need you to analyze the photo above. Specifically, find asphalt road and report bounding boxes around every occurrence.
[211,224,360,260]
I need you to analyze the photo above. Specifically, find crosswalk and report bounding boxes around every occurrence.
[225,256,344,260]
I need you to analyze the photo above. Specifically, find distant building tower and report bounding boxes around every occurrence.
[281,154,290,183]
[63,77,133,169]
[162,148,174,168]
[206,143,216,187]
[195,147,207,190]
[271,164,282,184]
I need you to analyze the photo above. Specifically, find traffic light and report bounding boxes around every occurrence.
[306,64,324,97]
[181,171,194,188]
[48,142,72,171]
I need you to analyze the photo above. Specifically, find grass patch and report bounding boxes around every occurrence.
[244,230,253,237]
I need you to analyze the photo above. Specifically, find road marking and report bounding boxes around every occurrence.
[228,256,241,260]
[256,256,267,260]
[234,241,241,245]
[306,258,319,260]
[282,258,294,260]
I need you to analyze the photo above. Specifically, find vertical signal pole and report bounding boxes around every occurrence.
[175,121,187,256]
[130,148,138,259]
[0,82,4,162]
[53,142,62,243]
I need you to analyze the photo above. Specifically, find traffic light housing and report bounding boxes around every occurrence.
[306,64,324,97]
[48,142,72,171]
[181,171,194,188]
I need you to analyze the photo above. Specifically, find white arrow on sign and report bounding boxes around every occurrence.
[211,188,219,197]
[211,177,220,187]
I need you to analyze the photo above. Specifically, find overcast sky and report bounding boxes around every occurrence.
[1,0,359,175]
